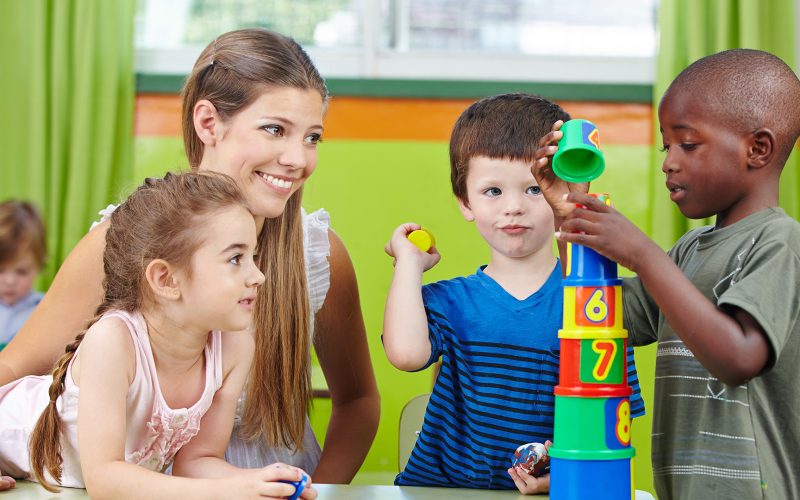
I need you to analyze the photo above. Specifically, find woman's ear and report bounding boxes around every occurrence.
[193,99,220,146]
[457,197,475,222]
[145,259,181,301]
[748,128,776,169]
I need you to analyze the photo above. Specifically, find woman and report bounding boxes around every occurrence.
[0,28,379,484]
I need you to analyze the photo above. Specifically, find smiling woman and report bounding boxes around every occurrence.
[0,28,380,487]
[192,87,324,223]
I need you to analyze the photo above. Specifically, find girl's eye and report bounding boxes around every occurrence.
[229,254,242,266]
[483,187,501,197]
[305,133,322,145]
[680,143,697,151]
[262,125,284,137]
[658,144,670,153]
[526,186,542,195]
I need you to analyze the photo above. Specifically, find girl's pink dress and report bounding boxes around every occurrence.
[0,309,222,488]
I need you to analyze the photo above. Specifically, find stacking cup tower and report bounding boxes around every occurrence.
[548,121,634,500]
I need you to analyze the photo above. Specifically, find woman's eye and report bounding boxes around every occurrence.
[305,133,322,145]
[229,254,242,266]
[262,125,284,137]
[526,186,542,195]
[483,187,501,197]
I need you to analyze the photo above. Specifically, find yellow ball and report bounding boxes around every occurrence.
[408,228,435,252]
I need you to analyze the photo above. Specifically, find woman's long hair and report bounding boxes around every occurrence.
[181,28,328,449]
[28,173,246,491]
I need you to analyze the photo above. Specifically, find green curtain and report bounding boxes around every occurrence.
[649,0,799,248]
[0,0,137,287]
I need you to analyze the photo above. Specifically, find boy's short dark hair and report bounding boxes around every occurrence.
[449,93,570,201]
[665,48,800,166]
[0,200,47,268]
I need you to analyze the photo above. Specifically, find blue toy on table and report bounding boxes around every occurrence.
[280,473,308,500]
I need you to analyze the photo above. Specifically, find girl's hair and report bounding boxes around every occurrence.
[28,172,247,491]
[181,28,327,449]
[0,200,46,268]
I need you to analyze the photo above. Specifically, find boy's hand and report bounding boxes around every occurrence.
[556,192,660,272]
[508,469,550,495]
[508,440,551,495]
[384,223,441,272]
[532,120,590,221]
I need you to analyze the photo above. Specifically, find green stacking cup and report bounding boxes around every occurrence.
[552,119,605,183]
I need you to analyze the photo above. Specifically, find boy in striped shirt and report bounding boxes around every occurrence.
[383,93,645,493]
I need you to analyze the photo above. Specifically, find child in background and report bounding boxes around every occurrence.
[0,200,46,349]
[535,49,800,499]
[0,173,315,499]
[383,94,645,494]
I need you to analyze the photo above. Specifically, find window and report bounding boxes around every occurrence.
[135,0,657,84]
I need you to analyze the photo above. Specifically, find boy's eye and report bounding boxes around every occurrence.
[305,133,322,145]
[262,125,284,137]
[526,186,542,195]
[483,187,502,197]
[229,254,242,266]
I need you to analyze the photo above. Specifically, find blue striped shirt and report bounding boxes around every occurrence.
[396,263,645,489]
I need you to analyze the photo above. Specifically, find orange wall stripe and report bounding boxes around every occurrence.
[135,94,653,145]
[135,94,183,137]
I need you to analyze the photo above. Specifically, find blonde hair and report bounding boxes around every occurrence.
[180,28,328,449]
[28,172,246,491]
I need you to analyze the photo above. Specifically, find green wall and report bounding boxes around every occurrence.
[134,136,657,493]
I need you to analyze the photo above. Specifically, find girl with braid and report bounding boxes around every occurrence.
[0,173,316,499]
[0,29,379,484]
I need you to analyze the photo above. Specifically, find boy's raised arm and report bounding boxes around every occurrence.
[382,223,440,372]
[557,193,770,386]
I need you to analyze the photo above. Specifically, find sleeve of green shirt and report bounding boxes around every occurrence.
[622,275,659,347]
[716,229,800,372]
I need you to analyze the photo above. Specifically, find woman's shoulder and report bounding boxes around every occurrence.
[302,208,332,315]
[302,207,331,254]
[90,204,118,231]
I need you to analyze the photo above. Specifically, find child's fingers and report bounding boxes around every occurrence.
[0,475,16,491]
[565,206,606,224]
[537,127,563,148]
[257,481,297,498]
[531,158,550,183]
[557,218,602,238]
[260,463,302,482]
[398,222,421,236]
[299,485,318,499]
[564,192,613,213]
[507,467,527,492]
[533,146,559,170]
[508,467,540,494]
[386,223,425,257]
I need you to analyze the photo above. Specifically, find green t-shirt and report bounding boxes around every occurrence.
[623,208,800,500]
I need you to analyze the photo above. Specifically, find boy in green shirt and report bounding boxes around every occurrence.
[535,49,800,499]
